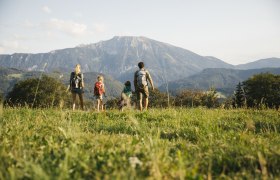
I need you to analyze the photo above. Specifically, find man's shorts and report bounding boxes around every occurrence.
[136,86,149,100]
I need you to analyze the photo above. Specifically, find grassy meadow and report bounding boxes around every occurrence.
[0,107,280,179]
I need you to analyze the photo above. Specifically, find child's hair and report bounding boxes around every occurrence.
[124,81,131,87]
[97,75,104,81]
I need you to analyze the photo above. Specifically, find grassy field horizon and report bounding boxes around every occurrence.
[0,107,280,179]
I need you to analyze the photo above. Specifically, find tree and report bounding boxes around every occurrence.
[242,73,280,108]
[233,82,246,108]
[5,75,69,108]
[201,88,220,108]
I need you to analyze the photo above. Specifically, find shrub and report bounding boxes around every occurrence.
[174,88,220,108]
[242,73,280,108]
[5,75,69,108]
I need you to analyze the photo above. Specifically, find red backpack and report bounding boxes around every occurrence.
[94,82,104,95]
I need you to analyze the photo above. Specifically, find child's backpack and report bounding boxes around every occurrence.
[136,69,148,88]
[94,81,104,95]
[70,72,83,89]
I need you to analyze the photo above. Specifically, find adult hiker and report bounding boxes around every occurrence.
[134,61,155,111]
[70,64,84,110]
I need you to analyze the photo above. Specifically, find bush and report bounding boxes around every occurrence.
[5,75,69,108]
[148,88,171,108]
[175,90,204,107]
[242,73,280,108]
[174,88,220,108]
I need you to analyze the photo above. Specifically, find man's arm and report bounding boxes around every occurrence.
[146,70,154,90]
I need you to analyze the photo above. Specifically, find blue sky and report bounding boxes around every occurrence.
[0,0,279,65]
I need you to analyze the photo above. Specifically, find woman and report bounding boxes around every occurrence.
[70,64,84,110]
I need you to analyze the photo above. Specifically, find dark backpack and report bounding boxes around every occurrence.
[94,81,104,95]
[70,72,83,89]
[136,69,148,88]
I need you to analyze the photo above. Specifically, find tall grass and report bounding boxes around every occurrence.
[0,107,279,179]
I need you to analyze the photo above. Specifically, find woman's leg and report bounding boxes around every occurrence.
[78,93,84,110]
[72,93,77,110]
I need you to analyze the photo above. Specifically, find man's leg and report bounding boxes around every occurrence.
[136,89,142,111]
[143,97,149,110]
[138,92,143,111]
[143,86,149,110]
[139,99,143,111]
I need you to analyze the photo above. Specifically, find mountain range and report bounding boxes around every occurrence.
[0,36,234,86]
[0,36,280,97]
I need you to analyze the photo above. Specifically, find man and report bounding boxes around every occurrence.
[134,61,155,111]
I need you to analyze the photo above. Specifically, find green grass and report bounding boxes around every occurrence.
[0,107,280,179]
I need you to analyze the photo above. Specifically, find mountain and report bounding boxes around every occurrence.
[159,67,280,96]
[0,67,123,99]
[0,36,233,86]
[235,58,280,69]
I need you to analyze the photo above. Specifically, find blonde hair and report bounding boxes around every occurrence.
[75,64,81,74]
[97,75,104,82]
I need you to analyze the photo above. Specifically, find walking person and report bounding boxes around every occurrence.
[94,75,106,112]
[70,64,84,110]
[134,61,154,111]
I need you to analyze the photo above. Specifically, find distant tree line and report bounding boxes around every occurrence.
[3,73,279,110]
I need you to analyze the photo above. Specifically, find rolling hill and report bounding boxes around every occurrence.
[159,67,280,96]
[235,58,280,69]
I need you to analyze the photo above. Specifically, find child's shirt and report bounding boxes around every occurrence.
[123,86,132,97]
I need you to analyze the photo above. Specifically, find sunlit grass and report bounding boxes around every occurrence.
[0,107,279,179]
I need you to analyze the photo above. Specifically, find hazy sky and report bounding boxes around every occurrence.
[0,0,279,65]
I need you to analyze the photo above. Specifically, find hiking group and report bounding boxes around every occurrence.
[69,62,154,111]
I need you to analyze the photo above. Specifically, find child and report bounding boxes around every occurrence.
[94,75,105,112]
[119,81,132,111]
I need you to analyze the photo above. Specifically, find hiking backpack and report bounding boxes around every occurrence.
[70,72,83,89]
[94,82,104,95]
[136,69,148,88]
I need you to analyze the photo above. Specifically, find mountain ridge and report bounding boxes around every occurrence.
[235,57,280,69]
[0,36,233,86]
[1,36,279,87]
